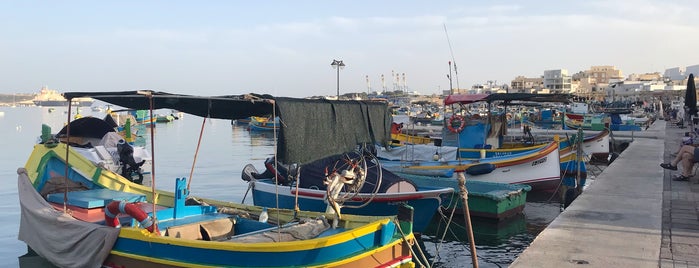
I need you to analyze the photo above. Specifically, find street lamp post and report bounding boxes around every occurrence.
[331,59,345,99]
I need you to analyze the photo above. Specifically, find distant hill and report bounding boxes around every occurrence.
[0,93,35,105]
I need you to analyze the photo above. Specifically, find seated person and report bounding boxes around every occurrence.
[661,144,699,181]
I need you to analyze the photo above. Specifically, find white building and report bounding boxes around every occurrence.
[665,67,686,81]
[543,69,572,93]
[687,65,699,77]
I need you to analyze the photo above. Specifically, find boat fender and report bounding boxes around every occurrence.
[447,115,466,133]
[465,163,496,176]
[105,200,159,234]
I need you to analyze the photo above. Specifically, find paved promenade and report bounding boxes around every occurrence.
[511,120,699,267]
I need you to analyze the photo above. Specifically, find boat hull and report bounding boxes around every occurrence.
[392,142,562,193]
[390,133,432,146]
[397,174,530,220]
[20,143,416,268]
[250,179,452,233]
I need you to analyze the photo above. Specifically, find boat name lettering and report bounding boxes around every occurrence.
[532,157,547,166]
[493,152,513,157]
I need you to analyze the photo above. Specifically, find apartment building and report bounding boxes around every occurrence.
[510,76,543,93]
[543,69,572,92]
[587,65,623,84]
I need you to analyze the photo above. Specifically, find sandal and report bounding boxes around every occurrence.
[660,163,678,170]
[673,175,690,181]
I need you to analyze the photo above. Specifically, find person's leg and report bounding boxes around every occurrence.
[670,145,695,166]
[681,153,694,177]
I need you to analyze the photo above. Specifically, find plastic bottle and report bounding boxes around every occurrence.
[259,207,268,223]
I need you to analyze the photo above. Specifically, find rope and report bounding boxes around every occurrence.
[187,117,207,191]
[393,218,430,268]
[431,199,500,267]
[430,191,459,266]
[147,94,158,231]
[63,101,73,213]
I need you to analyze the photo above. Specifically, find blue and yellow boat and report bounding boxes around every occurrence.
[17,91,417,268]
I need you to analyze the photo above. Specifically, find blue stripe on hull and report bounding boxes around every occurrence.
[111,223,395,267]
[252,189,438,233]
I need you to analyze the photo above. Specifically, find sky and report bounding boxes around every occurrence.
[1,0,698,97]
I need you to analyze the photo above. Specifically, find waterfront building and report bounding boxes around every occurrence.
[543,69,572,93]
[628,72,662,82]
[665,67,686,82]
[510,76,543,93]
[687,65,699,78]
[587,65,624,84]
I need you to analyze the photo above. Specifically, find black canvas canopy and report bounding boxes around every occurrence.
[57,117,117,139]
[63,91,274,120]
[62,91,392,165]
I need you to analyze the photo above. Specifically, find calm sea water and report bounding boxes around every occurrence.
[0,105,564,268]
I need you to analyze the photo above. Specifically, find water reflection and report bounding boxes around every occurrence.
[424,213,527,246]
[418,199,562,268]
[240,126,276,146]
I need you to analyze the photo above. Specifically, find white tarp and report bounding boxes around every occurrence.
[17,168,119,268]
[377,144,458,162]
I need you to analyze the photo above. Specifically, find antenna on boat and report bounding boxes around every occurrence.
[445,23,479,267]
[444,24,460,93]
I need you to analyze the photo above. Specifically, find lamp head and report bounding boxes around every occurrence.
[331,59,345,69]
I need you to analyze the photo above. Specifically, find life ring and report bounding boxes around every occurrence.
[105,200,159,234]
[447,115,466,133]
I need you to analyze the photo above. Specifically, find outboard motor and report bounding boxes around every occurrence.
[117,140,145,184]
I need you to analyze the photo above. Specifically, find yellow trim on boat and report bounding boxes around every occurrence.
[116,218,392,252]
[406,141,558,170]
[307,233,415,268]
[110,232,415,268]
[391,133,431,145]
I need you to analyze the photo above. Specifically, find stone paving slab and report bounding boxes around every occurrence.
[511,135,664,267]
[508,119,699,268]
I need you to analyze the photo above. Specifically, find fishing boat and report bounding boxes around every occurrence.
[381,141,561,192]
[389,122,433,146]
[438,93,595,192]
[248,116,278,131]
[52,116,152,185]
[242,152,454,233]
[377,143,458,177]
[131,110,156,125]
[155,114,176,123]
[18,91,417,268]
[395,172,531,220]
[232,116,252,125]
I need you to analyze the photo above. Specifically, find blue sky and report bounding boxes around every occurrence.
[2,1,698,97]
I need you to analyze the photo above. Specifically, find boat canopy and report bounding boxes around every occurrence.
[63,90,392,165]
[444,93,572,105]
[63,91,275,120]
[444,94,489,105]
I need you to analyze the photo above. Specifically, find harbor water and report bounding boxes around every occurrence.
[0,105,575,267]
